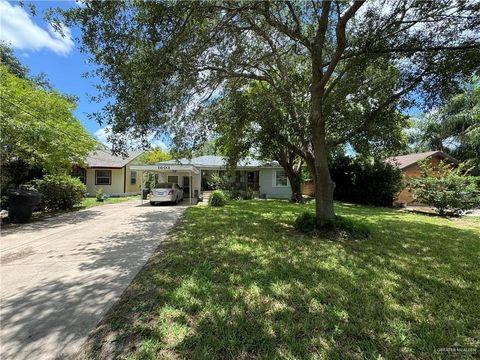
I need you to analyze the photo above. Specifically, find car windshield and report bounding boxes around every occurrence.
[154,182,174,188]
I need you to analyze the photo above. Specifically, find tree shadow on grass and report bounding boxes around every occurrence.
[80,200,480,359]
[1,205,184,360]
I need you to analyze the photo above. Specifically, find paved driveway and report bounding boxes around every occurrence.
[0,200,187,360]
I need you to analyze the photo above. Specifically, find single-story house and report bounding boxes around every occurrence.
[386,150,459,204]
[72,149,144,196]
[130,155,292,199]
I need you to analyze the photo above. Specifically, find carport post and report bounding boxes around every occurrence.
[141,171,144,205]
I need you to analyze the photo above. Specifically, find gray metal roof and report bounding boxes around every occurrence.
[156,155,281,168]
[87,149,144,168]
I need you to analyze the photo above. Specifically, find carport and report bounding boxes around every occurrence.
[129,164,201,205]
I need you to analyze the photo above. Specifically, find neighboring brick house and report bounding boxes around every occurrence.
[386,151,459,205]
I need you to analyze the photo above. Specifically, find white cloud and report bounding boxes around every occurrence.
[94,126,110,144]
[0,0,74,56]
[95,126,169,151]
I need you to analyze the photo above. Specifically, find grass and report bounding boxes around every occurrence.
[79,195,140,209]
[28,195,140,221]
[80,200,480,359]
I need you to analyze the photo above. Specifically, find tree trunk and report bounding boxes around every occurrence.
[285,169,304,204]
[311,108,335,223]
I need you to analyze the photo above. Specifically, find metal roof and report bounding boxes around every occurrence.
[155,155,282,168]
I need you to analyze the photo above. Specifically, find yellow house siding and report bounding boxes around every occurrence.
[85,168,125,196]
[126,165,142,193]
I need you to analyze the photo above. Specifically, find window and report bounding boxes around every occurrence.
[273,170,288,187]
[71,167,86,184]
[95,170,112,185]
[130,170,137,185]
[167,175,178,184]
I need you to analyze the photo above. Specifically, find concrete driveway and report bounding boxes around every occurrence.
[0,199,187,360]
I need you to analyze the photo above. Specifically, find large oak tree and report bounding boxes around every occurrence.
[57,0,480,222]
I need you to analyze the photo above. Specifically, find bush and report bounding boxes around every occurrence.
[96,188,105,201]
[294,211,371,238]
[409,161,480,216]
[208,190,227,207]
[242,187,254,200]
[228,190,243,200]
[208,173,231,191]
[33,175,86,211]
[330,155,403,206]
[227,188,255,201]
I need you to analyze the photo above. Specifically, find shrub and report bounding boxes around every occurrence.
[209,190,227,207]
[330,155,403,206]
[409,161,480,216]
[208,173,231,191]
[242,187,255,200]
[228,190,243,200]
[96,188,105,201]
[33,175,86,211]
[294,211,371,238]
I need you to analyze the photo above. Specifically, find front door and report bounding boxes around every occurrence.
[183,176,190,197]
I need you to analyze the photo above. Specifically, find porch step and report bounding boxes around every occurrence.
[201,191,214,204]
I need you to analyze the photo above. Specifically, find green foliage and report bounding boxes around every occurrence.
[329,156,404,206]
[95,188,105,201]
[57,1,479,221]
[208,190,227,207]
[208,173,230,191]
[33,175,86,211]
[227,188,255,201]
[294,211,372,238]
[409,161,480,216]
[0,42,28,78]
[0,66,97,176]
[136,148,171,165]
[408,78,480,174]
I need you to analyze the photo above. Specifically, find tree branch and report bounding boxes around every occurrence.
[317,1,365,91]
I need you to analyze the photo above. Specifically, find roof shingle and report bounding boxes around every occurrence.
[386,151,458,170]
[87,149,143,168]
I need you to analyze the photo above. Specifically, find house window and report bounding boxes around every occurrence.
[167,175,178,184]
[273,170,288,187]
[95,170,112,185]
[71,167,86,184]
[130,171,137,185]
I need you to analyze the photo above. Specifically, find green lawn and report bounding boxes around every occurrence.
[79,195,140,209]
[80,200,480,359]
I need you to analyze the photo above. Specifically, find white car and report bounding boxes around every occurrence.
[149,183,184,205]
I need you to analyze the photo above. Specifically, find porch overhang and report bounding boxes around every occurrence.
[130,164,200,175]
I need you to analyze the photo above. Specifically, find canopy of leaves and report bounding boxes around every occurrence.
[55,1,480,152]
[0,42,28,79]
[0,66,97,175]
[409,78,480,172]
[136,147,171,165]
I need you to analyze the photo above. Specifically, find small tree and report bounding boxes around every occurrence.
[409,161,480,216]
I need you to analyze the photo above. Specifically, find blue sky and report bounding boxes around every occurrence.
[0,1,107,138]
[1,0,171,149]
[1,0,422,151]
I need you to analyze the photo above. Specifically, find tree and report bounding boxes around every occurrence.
[0,42,28,79]
[57,1,480,222]
[409,161,480,216]
[136,147,171,165]
[409,78,480,174]
[205,82,307,202]
[0,66,97,187]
